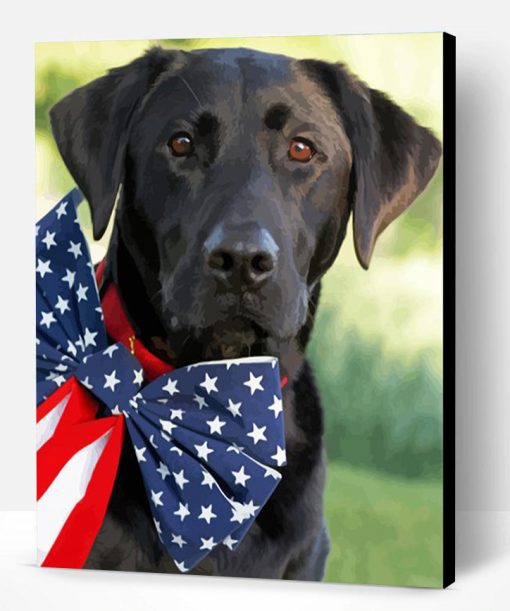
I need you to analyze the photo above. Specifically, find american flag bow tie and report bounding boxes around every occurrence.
[36,190,286,572]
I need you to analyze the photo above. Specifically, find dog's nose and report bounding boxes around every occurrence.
[204,226,278,288]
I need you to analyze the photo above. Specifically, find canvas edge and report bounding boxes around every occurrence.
[442,30,456,589]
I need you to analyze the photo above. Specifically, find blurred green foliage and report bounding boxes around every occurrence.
[35,34,444,585]
[324,462,442,586]
[36,67,78,135]
[310,322,442,479]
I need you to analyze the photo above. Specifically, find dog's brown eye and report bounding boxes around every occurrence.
[169,133,194,156]
[288,138,315,163]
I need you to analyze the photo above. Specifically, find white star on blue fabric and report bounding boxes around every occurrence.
[174,560,188,572]
[55,295,70,315]
[103,344,119,358]
[201,470,216,489]
[151,490,164,507]
[195,441,214,462]
[174,503,190,522]
[227,398,242,417]
[171,534,187,548]
[67,240,82,259]
[200,373,218,394]
[198,504,217,524]
[135,445,147,463]
[271,445,286,467]
[162,378,179,396]
[61,268,75,288]
[223,534,238,550]
[156,462,170,480]
[103,370,120,392]
[232,465,251,487]
[36,258,52,278]
[173,469,190,490]
[40,311,56,329]
[200,537,216,551]
[160,419,178,435]
[268,395,283,418]
[207,415,226,435]
[42,230,57,250]
[193,394,208,409]
[83,327,98,348]
[133,368,144,386]
[244,371,264,395]
[76,283,89,302]
[247,423,267,445]
[55,200,68,218]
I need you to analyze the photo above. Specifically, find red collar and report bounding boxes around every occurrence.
[96,260,174,381]
[96,260,288,388]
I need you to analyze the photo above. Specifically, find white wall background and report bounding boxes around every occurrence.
[0,0,508,538]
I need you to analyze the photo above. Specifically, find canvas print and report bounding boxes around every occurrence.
[35,33,454,587]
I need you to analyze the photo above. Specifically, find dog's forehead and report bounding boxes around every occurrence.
[186,47,296,86]
[134,47,347,152]
[153,47,327,116]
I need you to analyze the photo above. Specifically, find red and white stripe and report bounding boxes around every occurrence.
[36,378,124,568]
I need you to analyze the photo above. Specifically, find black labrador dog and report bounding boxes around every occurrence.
[50,46,441,579]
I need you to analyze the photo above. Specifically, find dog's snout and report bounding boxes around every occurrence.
[204,225,278,288]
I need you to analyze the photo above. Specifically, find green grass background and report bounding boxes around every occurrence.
[325,463,442,587]
[35,34,444,587]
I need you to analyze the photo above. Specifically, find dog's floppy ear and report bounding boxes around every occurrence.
[301,60,442,269]
[50,47,174,240]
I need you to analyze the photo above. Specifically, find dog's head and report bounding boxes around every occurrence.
[50,47,441,359]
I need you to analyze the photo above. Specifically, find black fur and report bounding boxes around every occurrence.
[50,47,441,580]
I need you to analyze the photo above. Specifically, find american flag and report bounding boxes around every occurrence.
[36,191,286,571]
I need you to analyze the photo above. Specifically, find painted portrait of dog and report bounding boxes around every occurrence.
[35,33,451,587]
